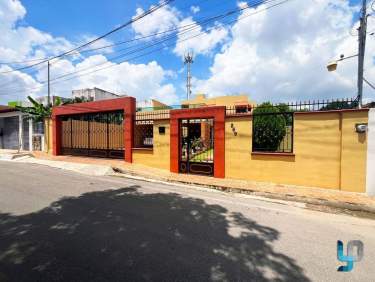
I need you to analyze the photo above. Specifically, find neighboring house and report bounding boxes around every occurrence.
[72,87,124,101]
[0,106,33,151]
[181,93,255,108]
[136,99,169,110]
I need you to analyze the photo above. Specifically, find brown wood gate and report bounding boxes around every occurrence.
[60,111,124,159]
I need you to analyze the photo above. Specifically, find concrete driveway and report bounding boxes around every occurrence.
[0,161,374,281]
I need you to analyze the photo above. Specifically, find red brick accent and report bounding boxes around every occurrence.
[170,106,225,178]
[51,97,136,163]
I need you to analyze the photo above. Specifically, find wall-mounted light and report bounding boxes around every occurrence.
[355,123,368,133]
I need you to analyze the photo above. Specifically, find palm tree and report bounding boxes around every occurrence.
[16,96,62,121]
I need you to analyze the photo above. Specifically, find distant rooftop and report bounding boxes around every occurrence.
[0,105,18,113]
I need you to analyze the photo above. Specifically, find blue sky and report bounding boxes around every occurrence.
[0,0,373,105]
[18,0,239,90]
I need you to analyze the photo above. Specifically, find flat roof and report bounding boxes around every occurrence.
[0,105,17,113]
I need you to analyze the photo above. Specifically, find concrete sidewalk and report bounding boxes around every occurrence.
[0,149,33,160]
[25,152,375,216]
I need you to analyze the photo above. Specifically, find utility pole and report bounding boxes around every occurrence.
[47,60,51,106]
[184,51,194,100]
[357,0,367,108]
[47,60,50,153]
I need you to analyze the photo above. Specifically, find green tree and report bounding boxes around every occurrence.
[16,96,62,122]
[320,100,358,111]
[253,102,289,152]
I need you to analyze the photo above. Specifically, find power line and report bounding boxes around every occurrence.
[0,0,293,96]
[0,0,174,75]
[0,0,271,68]
[0,0,216,66]
[0,0,262,91]
[364,77,375,90]
[0,0,294,96]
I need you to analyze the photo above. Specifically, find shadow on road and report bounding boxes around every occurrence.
[0,185,310,281]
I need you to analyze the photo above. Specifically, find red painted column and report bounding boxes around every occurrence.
[124,97,136,163]
[52,114,61,156]
[170,118,179,173]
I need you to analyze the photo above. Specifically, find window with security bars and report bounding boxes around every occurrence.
[252,107,294,153]
[134,120,153,148]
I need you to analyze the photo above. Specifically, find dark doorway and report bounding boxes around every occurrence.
[0,116,19,150]
[179,118,214,176]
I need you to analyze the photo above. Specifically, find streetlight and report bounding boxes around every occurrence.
[326,54,358,72]
[327,0,368,108]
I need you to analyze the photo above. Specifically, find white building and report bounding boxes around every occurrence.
[72,87,124,101]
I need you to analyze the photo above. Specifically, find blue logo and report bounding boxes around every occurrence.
[337,240,364,272]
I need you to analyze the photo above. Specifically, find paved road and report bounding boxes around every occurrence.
[0,161,374,282]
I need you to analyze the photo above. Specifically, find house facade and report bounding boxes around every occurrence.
[50,95,373,194]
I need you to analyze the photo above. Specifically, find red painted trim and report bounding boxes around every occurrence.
[52,115,61,156]
[170,106,225,178]
[52,97,136,162]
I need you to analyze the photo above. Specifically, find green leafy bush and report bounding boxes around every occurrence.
[253,102,289,152]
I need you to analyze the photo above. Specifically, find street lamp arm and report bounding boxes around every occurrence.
[337,54,359,61]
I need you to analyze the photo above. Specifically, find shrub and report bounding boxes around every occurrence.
[253,102,288,152]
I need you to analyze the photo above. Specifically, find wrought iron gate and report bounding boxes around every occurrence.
[179,118,214,176]
[61,111,124,159]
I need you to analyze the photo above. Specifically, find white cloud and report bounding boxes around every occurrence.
[237,2,249,9]
[194,0,375,102]
[174,17,229,58]
[0,0,73,64]
[190,6,200,14]
[131,4,180,37]
[131,3,228,58]
[0,0,179,105]
[70,57,179,104]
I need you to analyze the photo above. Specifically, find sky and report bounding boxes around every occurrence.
[0,0,374,105]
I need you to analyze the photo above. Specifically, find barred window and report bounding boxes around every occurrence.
[134,120,153,148]
[252,105,294,153]
[33,121,45,135]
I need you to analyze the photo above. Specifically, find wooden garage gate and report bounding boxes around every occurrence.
[60,111,124,159]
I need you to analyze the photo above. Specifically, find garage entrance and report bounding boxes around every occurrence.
[60,111,124,159]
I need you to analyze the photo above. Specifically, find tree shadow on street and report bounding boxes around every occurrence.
[0,186,310,281]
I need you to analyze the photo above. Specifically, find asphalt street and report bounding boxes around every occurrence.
[0,161,374,281]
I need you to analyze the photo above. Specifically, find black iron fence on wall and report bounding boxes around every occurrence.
[226,97,358,154]
[133,110,170,149]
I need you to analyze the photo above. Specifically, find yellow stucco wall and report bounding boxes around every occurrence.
[225,111,368,192]
[44,118,53,153]
[132,120,170,170]
[340,111,368,192]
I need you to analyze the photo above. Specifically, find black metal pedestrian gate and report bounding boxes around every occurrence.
[61,111,124,159]
[179,118,214,176]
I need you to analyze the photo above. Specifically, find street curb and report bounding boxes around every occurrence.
[111,168,375,218]
[11,156,116,176]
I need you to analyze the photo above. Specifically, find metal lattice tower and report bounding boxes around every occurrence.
[184,51,194,100]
